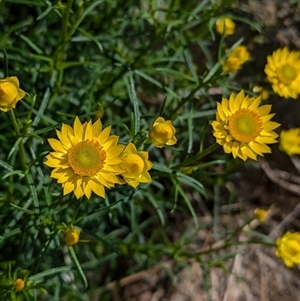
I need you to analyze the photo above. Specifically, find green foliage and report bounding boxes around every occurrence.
[0,0,280,299]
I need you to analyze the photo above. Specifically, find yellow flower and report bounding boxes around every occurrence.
[13,278,25,291]
[44,117,125,199]
[276,231,300,268]
[222,45,250,74]
[265,47,300,99]
[252,85,269,101]
[147,117,177,148]
[211,90,280,161]
[63,229,80,247]
[0,76,26,112]
[120,142,153,188]
[254,208,268,222]
[215,17,236,36]
[279,128,300,156]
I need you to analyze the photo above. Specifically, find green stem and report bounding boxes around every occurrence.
[172,143,219,170]
[2,48,8,77]
[8,110,28,171]
[61,0,74,44]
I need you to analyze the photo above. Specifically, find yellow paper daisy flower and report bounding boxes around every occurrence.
[211,90,280,161]
[279,128,300,156]
[120,142,153,188]
[63,228,80,247]
[0,76,26,112]
[275,231,300,268]
[265,47,300,99]
[222,45,250,74]
[44,117,125,199]
[215,17,236,36]
[13,278,25,291]
[147,117,177,148]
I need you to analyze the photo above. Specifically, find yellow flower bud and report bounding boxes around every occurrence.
[222,45,250,74]
[120,142,153,188]
[147,117,177,148]
[215,17,236,36]
[275,231,300,268]
[254,208,268,222]
[279,128,300,156]
[13,278,25,291]
[63,229,80,247]
[0,76,26,112]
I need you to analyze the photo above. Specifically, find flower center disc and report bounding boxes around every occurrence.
[67,140,106,177]
[228,108,262,143]
[277,64,297,84]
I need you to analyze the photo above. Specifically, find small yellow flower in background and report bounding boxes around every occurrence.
[44,116,125,199]
[222,45,250,74]
[215,17,236,36]
[252,85,270,101]
[254,208,268,222]
[211,90,280,161]
[265,47,300,99]
[13,278,25,291]
[0,76,26,112]
[120,142,153,188]
[147,117,177,148]
[63,228,80,247]
[275,231,300,268]
[279,128,300,156]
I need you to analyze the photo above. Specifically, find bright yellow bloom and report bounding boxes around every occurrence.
[254,208,268,222]
[120,142,153,188]
[211,90,280,161]
[215,17,236,36]
[63,229,80,247]
[147,117,177,148]
[44,117,125,199]
[222,45,250,74]
[13,278,25,291]
[276,231,300,268]
[0,76,26,112]
[252,85,269,101]
[265,47,300,99]
[279,128,300,156]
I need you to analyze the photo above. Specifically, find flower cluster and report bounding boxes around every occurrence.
[44,117,154,199]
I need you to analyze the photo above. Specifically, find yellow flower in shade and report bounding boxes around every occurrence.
[254,208,268,222]
[215,17,236,36]
[279,128,300,156]
[275,232,300,268]
[13,278,25,291]
[44,117,125,199]
[120,142,153,188]
[252,85,269,101]
[63,229,80,247]
[222,45,250,74]
[0,76,26,112]
[265,47,300,99]
[211,90,280,161]
[147,117,177,148]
